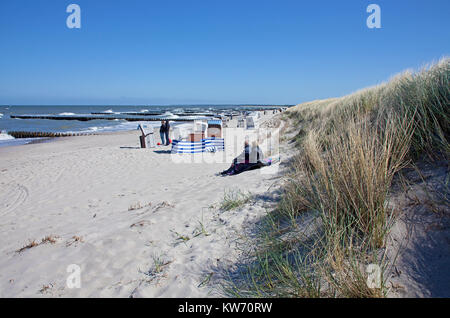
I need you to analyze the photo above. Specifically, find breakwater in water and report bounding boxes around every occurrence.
[7,131,97,138]
[119,112,217,117]
[9,115,207,122]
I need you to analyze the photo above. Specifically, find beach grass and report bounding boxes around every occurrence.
[222,57,449,298]
[219,190,252,212]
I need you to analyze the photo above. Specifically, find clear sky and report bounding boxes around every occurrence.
[0,0,449,105]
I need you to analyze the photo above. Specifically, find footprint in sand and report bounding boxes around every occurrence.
[0,183,29,216]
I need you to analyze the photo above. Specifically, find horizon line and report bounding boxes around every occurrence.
[0,104,296,107]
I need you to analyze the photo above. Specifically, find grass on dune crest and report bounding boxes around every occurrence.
[290,57,449,159]
[222,57,450,298]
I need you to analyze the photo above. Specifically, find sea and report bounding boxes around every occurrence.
[0,105,268,147]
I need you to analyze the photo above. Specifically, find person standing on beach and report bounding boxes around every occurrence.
[160,121,166,145]
[164,120,171,145]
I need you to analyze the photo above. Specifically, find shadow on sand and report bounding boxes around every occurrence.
[119,146,141,149]
[153,149,172,154]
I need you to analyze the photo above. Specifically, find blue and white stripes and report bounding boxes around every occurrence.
[171,137,225,154]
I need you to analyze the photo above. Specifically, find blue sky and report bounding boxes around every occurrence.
[0,0,449,105]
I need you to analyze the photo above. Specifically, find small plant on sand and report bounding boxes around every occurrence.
[139,253,172,284]
[153,201,175,212]
[171,230,191,244]
[148,254,172,276]
[66,236,84,247]
[128,201,152,211]
[198,272,214,288]
[39,283,54,294]
[193,220,210,238]
[41,235,60,244]
[130,220,152,228]
[16,235,60,253]
[16,240,39,253]
[219,190,252,211]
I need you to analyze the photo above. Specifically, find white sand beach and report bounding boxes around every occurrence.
[0,113,290,297]
[1,107,448,298]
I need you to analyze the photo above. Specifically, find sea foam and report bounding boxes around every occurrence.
[0,132,14,140]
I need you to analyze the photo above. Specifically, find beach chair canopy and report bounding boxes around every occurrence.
[207,120,222,126]
[206,119,222,138]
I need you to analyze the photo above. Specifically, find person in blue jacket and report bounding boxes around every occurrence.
[164,120,170,145]
[159,121,166,145]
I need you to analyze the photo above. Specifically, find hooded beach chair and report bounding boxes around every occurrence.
[138,124,156,148]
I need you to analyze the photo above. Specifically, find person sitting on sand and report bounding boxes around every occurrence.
[220,140,265,176]
[220,140,250,175]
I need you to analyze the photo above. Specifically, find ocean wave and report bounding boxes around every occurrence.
[0,137,38,148]
[161,112,180,119]
[59,112,76,116]
[64,121,160,135]
[0,113,3,118]
[100,109,122,115]
[0,132,14,140]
